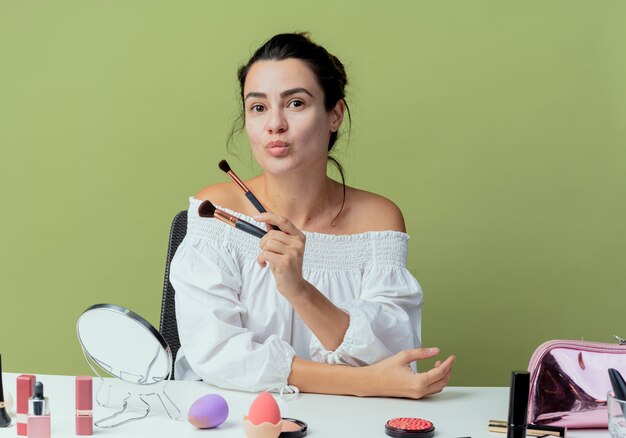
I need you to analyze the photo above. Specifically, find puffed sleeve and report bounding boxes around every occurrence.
[309,234,422,366]
[170,216,296,392]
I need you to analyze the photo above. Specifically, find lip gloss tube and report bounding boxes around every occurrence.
[17,374,36,436]
[27,381,50,438]
[75,376,93,435]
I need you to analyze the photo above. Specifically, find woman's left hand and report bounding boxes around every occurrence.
[255,212,307,298]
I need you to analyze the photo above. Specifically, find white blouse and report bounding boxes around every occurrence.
[170,197,423,392]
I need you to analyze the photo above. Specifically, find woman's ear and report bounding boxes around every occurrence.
[330,100,345,133]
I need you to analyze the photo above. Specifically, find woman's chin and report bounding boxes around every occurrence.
[257,157,298,175]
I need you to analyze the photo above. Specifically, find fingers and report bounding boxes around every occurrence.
[257,245,289,268]
[424,355,455,378]
[260,238,289,255]
[255,212,302,236]
[406,355,454,398]
[396,347,440,364]
[424,374,449,396]
[258,230,305,267]
[259,230,293,248]
[257,249,279,269]
[398,355,454,399]
[422,355,455,387]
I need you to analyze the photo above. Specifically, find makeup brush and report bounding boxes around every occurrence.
[218,160,279,231]
[0,353,12,427]
[199,200,267,239]
[488,420,565,437]
[609,368,626,417]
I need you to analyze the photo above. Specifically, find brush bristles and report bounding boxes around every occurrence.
[198,200,216,218]
[218,159,231,173]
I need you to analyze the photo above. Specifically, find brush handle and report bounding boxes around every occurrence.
[609,368,626,417]
[609,369,626,400]
[0,353,10,427]
[246,192,267,214]
[0,353,4,400]
[245,192,280,231]
[0,408,10,427]
[235,220,267,239]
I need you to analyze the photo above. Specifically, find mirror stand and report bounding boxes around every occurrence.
[80,338,182,427]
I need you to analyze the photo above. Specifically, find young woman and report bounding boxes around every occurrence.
[170,33,455,398]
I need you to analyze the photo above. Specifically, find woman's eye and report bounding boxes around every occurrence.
[250,104,265,113]
[288,99,304,109]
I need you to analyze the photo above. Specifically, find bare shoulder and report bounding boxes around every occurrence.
[345,187,406,233]
[194,182,248,213]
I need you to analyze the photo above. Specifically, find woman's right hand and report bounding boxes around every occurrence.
[360,348,455,399]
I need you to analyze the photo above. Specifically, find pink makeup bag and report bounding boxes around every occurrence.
[527,338,626,429]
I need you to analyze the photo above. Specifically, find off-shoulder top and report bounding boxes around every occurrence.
[170,197,423,392]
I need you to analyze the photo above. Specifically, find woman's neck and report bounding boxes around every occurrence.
[252,171,343,231]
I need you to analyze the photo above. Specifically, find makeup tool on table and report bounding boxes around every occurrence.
[0,353,11,427]
[219,160,279,231]
[76,303,181,427]
[27,381,50,438]
[488,420,566,437]
[507,371,530,438]
[17,374,36,435]
[243,391,282,438]
[199,200,267,239]
[242,391,308,438]
[384,417,435,437]
[609,367,626,438]
[609,368,626,417]
[75,376,93,435]
[280,418,307,438]
[188,394,229,429]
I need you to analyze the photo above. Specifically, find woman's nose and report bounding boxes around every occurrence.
[266,109,288,134]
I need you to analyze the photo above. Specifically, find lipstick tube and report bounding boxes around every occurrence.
[75,376,93,435]
[27,381,50,438]
[17,374,36,436]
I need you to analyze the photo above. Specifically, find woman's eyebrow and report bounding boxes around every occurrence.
[244,91,266,101]
[280,87,314,98]
[244,88,314,101]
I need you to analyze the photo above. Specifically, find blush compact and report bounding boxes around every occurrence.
[280,417,308,437]
[385,417,435,438]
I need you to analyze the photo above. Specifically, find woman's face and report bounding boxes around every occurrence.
[243,58,343,176]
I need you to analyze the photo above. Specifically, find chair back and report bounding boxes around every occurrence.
[159,210,188,379]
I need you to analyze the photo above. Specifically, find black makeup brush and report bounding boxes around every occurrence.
[0,353,12,427]
[218,160,279,231]
[199,200,267,239]
[609,368,626,417]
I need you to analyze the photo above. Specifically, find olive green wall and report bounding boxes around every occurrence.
[1,0,624,386]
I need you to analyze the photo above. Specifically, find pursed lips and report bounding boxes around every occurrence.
[265,140,290,156]
[265,140,288,149]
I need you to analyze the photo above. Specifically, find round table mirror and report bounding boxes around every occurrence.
[76,303,180,427]
[77,303,171,384]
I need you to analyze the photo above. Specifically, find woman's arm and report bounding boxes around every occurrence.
[255,212,423,363]
[255,213,350,350]
[289,281,349,351]
[171,223,296,392]
[289,348,455,399]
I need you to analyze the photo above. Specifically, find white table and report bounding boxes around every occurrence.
[0,373,607,437]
